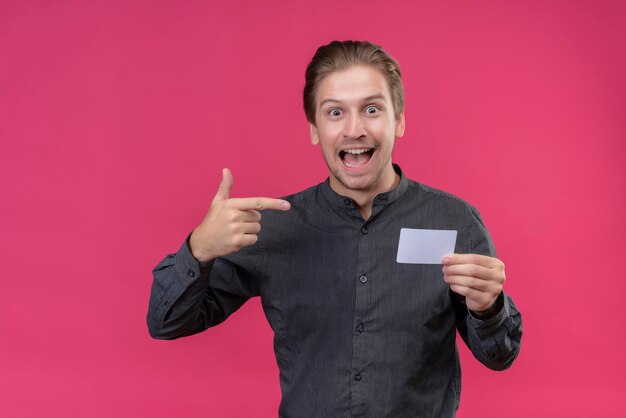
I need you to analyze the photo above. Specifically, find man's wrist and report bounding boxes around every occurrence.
[188,229,217,262]
[187,232,216,262]
[470,293,504,320]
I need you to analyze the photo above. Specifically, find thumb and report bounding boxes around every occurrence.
[214,168,233,201]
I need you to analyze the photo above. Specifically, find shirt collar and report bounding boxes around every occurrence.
[320,163,409,209]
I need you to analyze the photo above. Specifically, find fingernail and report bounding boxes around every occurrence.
[442,257,451,264]
[281,201,290,210]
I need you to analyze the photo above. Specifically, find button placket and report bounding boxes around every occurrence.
[351,220,372,412]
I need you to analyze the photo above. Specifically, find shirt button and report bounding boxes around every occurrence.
[359,275,368,283]
[354,373,362,381]
[356,323,364,332]
[360,226,368,235]
[187,270,196,278]
[344,198,351,205]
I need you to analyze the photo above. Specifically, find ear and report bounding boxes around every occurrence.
[394,112,406,138]
[309,123,320,145]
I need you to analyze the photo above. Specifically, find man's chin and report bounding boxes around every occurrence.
[331,171,377,193]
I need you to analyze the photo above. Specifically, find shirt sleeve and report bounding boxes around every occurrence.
[453,206,523,371]
[146,235,259,340]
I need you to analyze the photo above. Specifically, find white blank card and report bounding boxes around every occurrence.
[396,228,458,264]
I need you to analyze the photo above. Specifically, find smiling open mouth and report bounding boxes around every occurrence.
[339,148,374,167]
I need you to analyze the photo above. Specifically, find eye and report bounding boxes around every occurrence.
[365,106,379,114]
[329,108,342,117]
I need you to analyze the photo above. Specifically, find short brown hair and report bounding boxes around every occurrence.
[303,40,404,124]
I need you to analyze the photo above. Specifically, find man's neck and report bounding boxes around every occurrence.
[329,167,400,220]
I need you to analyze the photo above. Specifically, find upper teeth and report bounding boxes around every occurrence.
[345,149,371,154]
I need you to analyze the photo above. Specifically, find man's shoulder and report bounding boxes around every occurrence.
[403,178,482,216]
[279,181,326,205]
[258,181,326,224]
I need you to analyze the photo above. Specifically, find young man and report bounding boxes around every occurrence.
[147,40,522,417]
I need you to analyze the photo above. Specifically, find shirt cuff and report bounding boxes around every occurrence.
[468,292,512,339]
[173,234,215,282]
[468,292,504,320]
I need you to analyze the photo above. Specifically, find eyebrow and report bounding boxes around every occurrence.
[319,94,387,108]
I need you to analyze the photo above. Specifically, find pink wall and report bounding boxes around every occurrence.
[2,1,625,416]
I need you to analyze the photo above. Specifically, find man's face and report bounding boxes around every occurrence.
[310,65,405,196]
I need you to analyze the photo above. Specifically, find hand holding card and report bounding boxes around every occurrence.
[442,253,506,314]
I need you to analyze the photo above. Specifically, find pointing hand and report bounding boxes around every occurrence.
[189,168,291,261]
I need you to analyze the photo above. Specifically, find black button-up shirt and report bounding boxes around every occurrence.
[147,165,522,417]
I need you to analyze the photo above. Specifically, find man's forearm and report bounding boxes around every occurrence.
[147,239,217,340]
[463,293,523,371]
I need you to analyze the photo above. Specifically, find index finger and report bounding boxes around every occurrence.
[442,253,501,268]
[228,197,291,211]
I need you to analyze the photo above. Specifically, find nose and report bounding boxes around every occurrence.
[343,112,366,139]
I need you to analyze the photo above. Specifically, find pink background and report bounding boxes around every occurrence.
[2,1,625,416]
